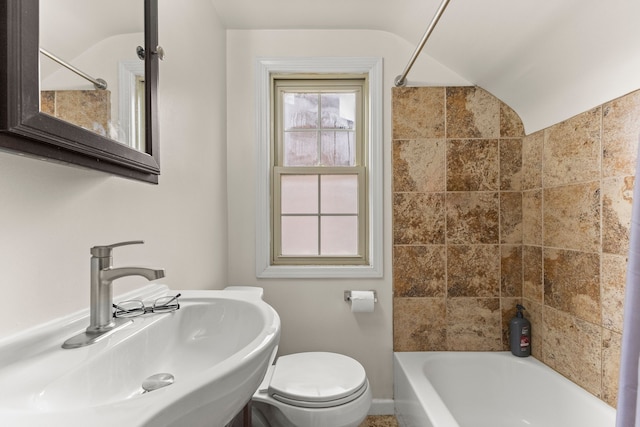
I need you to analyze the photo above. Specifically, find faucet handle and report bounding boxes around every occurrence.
[91,240,145,257]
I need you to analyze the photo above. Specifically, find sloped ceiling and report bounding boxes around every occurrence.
[39,0,143,79]
[40,0,142,57]
[210,0,640,134]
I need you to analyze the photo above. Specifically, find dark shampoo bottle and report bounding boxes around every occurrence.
[509,304,531,357]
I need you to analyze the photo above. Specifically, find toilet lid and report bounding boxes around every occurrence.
[268,352,367,408]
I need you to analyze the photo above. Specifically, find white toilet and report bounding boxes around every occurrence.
[251,352,372,427]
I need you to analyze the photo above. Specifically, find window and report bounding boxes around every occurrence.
[273,78,367,265]
[256,58,382,278]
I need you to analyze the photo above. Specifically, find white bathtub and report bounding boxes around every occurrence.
[394,352,616,427]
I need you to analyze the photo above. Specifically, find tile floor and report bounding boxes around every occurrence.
[359,415,399,427]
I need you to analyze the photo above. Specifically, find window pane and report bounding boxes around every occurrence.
[321,93,355,129]
[282,216,318,255]
[281,175,318,214]
[284,131,318,166]
[270,76,370,267]
[320,175,358,214]
[284,93,318,130]
[321,216,358,255]
[320,131,355,166]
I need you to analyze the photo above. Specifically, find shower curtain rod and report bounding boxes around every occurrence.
[394,0,451,87]
[39,48,108,90]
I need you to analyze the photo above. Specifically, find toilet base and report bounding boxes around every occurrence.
[251,380,371,427]
[251,401,292,427]
[251,399,369,427]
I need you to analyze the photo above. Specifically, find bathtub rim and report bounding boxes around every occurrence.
[394,351,460,427]
[393,351,615,427]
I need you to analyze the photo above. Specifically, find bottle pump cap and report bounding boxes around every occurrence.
[516,304,526,318]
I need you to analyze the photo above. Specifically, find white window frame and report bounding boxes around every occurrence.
[255,57,383,278]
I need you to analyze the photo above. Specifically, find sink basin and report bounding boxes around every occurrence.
[0,285,280,426]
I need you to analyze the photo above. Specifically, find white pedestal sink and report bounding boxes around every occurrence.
[0,285,281,426]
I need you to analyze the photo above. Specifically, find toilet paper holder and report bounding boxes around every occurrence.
[344,290,378,303]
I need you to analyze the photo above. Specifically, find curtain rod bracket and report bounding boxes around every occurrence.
[394,75,408,87]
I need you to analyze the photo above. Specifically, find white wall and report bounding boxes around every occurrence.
[225,29,470,400]
[0,0,227,338]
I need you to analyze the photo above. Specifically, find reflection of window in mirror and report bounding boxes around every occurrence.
[119,60,146,151]
[134,76,146,152]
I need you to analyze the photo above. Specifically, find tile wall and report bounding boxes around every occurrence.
[521,90,640,406]
[41,90,111,136]
[392,86,640,407]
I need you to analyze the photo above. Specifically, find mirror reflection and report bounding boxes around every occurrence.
[39,0,145,151]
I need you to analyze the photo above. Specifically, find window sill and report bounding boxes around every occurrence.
[256,263,383,279]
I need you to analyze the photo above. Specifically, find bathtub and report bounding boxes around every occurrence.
[394,352,615,427]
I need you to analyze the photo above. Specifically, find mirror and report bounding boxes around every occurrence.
[39,0,146,151]
[0,0,160,183]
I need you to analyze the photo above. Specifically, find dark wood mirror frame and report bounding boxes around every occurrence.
[0,0,160,184]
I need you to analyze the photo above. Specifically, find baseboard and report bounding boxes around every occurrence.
[368,398,395,415]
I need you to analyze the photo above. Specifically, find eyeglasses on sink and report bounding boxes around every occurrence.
[112,293,181,318]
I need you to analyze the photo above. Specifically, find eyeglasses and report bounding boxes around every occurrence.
[113,293,181,318]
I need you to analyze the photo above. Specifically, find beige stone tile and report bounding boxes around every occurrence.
[446,139,499,191]
[393,139,446,192]
[446,87,500,138]
[53,90,111,136]
[446,298,502,351]
[603,89,640,178]
[601,253,627,333]
[522,131,543,190]
[523,245,543,303]
[501,245,522,297]
[446,192,499,244]
[40,91,55,115]
[544,182,600,253]
[500,192,522,244]
[522,190,542,246]
[544,248,601,324]
[393,298,446,351]
[447,245,500,297]
[393,245,446,297]
[500,139,523,191]
[542,307,602,397]
[392,87,445,139]
[602,176,634,256]
[543,107,601,187]
[393,192,446,245]
[602,329,622,407]
[500,102,525,138]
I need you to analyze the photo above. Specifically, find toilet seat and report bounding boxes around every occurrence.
[267,352,368,409]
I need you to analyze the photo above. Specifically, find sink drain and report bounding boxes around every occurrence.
[142,373,175,393]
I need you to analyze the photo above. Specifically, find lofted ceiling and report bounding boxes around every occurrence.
[210,0,640,134]
[40,0,142,58]
[37,0,640,134]
[39,0,143,80]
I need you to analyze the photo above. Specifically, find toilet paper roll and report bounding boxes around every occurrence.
[350,290,375,313]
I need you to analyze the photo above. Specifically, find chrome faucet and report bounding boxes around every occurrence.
[62,240,165,349]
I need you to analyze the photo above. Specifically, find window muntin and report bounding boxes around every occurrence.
[272,78,368,265]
